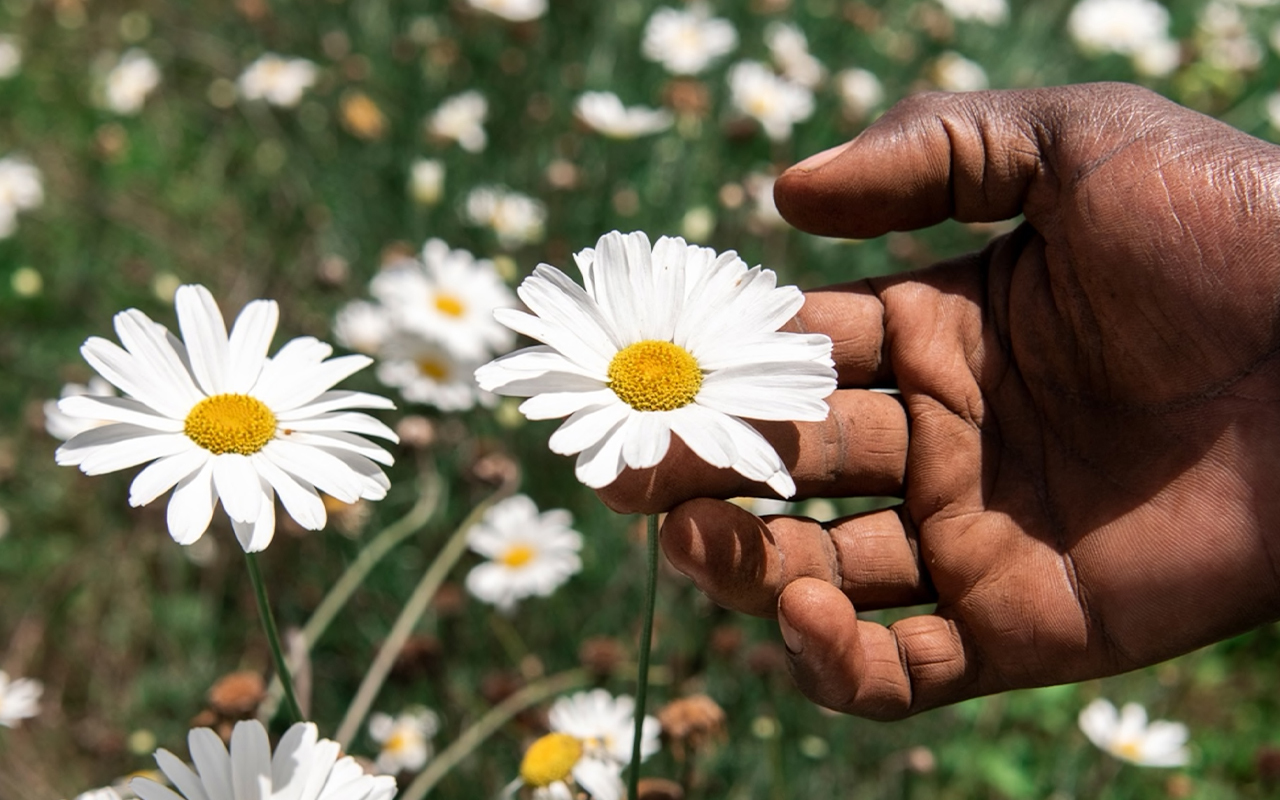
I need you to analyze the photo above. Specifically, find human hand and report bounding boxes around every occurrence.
[599,83,1280,719]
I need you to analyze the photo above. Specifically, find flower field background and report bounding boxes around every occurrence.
[4,0,1280,798]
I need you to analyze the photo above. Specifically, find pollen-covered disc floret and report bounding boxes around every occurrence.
[475,230,836,497]
[520,733,583,787]
[55,284,398,553]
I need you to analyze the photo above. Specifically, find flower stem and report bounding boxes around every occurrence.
[245,551,304,723]
[629,513,660,800]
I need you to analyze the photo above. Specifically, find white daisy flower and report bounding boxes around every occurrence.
[0,35,21,79]
[465,0,547,22]
[1067,0,1170,56]
[1078,699,1190,767]
[1133,37,1181,76]
[376,334,496,412]
[836,68,884,119]
[131,720,397,800]
[0,155,43,240]
[642,3,738,75]
[764,22,825,89]
[936,0,1009,25]
[0,670,42,727]
[506,732,624,800]
[727,61,814,142]
[427,91,488,153]
[549,689,661,768]
[370,239,517,362]
[44,377,118,441]
[101,49,161,115]
[74,789,124,800]
[368,706,439,775]
[474,231,836,497]
[464,186,547,249]
[575,92,673,139]
[410,158,445,205]
[333,299,394,357]
[465,494,583,613]
[55,284,398,553]
[237,54,318,108]
[931,51,989,92]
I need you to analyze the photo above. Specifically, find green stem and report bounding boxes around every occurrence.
[398,668,589,800]
[245,552,304,723]
[334,479,516,748]
[629,513,660,800]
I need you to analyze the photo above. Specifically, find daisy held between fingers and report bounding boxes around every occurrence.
[474,230,836,497]
[55,284,399,553]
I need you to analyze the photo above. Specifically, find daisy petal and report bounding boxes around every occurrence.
[175,285,232,395]
[77,430,192,475]
[666,405,737,468]
[275,390,395,418]
[252,453,326,530]
[130,447,209,507]
[280,411,399,442]
[279,430,395,466]
[230,719,272,800]
[155,748,212,800]
[212,453,263,524]
[130,778,186,800]
[188,727,234,800]
[518,388,618,421]
[112,309,204,416]
[167,462,217,545]
[574,420,628,489]
[619,412,672,469]
[260,440,363,503]
[226,299,279,393]
[232,480,276,553]
[257,354,373,412]
[548,403,630,456]
[57,394,184,432]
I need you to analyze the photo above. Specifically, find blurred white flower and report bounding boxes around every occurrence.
[410,158,445,205]
[549,689,661,768]
[0,155,43,240]
[836,67,884,119]
[728,60,814,142]
[464,185,547,249]
[73,789,124,800]
[1067,0,1170,56]
[0,35,21,79]
[0,670,41,727]
[931,51,989,91]
[475,231,836,496]
[745,173,786,230]
[680,206,715,242]
[1197,1,1261,72]
[237,54,318,108]
[333,299,394,356]
[465,494,583,613]
[427,91,488,153]
[764,22,825,88]
[1266,92,1280,129]
[369,707,439,774]
[55,284,398,553]
[936,0,1008,25]
[465,0,547,22]
[131,720,397,800]
[1078,699,1189,767]
[642,3,738,75]
[370,238,517,362]
[44,377,117,441]
[376,335,496,412]
[1133,37,1181,76]
[101,49,161,115]
[575,92,673,139]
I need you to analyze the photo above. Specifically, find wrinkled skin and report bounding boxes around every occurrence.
[598,84,1280,720]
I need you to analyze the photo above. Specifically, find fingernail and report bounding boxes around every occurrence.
[788,144,846,173]
[778,609,804,655]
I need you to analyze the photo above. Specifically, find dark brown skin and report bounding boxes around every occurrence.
[598,83,1280,720]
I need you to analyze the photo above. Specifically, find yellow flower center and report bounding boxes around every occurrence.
[183,394,277,455]
[416,357,451,381]
[499,544,536,568]
[434,293,466,318]
[520,733,582,787]
[1114,739,1144,762]
[607,340,702,412]
[385,730,410,754]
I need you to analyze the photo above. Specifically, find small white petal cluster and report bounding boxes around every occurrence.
[465,185,547,249]
[0,35,21,79]
[931,51,989,92]
[728,61,815,142]
[101,49,161,115]
[764,22,825,89]
[427,91,488,153]
[642,3,738,75]
[465,0,547,22]
[55,284,399,553]
[476,231,836,497]
[836,67,885,119]
[0,155,43,239]
[936,0,1009,25]
[369,707,440,774]
[131,720,397,800]
[44,377,117,441]
[1196,1,1261,72]
[1068,0,1175,59]
[410,158,445,205]
[465,494,583,612]
[334,240,517,412]
[237,54,318,108]
[0,670,42,727]
[1078,698,1190,767]
[575,92,673,139]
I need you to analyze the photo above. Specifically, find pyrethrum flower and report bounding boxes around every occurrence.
[642,3,738,75]
[837,68,884,119]
[0,670,42,727]
[427,91,488,153]
[44,377,117,441]
[930,51,989,92]
[575,92,673,139]
[376,334,496,412]
[764,22,825,89]
[410,158,445,205]
[1078,699,1190,767]
[464,186,547,249]
[1067,0,1170,55]
[0,155,43,239]
[237,53,318,108]
[465,494,583,612]
[55,284,398,552]
[132,720,397,800]
[727,61,814,142]
[100,49,161,115]
[475,231,836,496]
[369,707,439,774]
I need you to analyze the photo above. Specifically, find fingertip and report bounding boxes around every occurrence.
[661,499,779,618]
